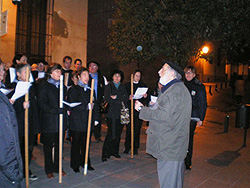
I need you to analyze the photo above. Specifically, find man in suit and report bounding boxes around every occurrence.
[88,61,106,142]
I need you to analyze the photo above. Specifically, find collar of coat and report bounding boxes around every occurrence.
[161,79,182,93]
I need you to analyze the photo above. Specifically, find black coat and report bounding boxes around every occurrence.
[0,91,25,187]
[67,85,98,132]
[104,82,129,119]
[7,82,40,141]
[38,81,68,133]
[184,78,207,121]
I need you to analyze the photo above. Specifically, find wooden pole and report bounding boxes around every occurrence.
[59,75,63,183]
[24,67,30,188]
[131,74,134,158]
[84,79,95,175]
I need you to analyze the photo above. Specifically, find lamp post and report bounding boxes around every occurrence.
[200,46,209,82]
[136,46,142,69]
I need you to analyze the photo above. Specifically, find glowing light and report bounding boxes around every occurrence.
[202,46,209,54]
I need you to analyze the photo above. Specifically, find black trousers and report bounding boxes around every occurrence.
[185,120,197,167]
[42,132,64,174]
[94,113,102,140]
[124,115,143,152]
[70,130,92,170]
[102,118,124,158]
[19,136,33,177]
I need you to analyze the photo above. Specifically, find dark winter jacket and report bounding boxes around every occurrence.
[7,82,39,142]
[0,91,25,188]
[104,82,129,119]
[184,78,207,121]
[38,81,68,133]
[67,85,98,132]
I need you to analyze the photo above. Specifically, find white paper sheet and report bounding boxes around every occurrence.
[0,88,13,95]
[9,67,34,82]
[150,95,158,103]
[133,87,148,99]
[63,101,82,108]
[11,81,32,100]
[38,72,45,79]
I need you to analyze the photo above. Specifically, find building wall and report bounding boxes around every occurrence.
[0,0,17,67]
[52,0,88,68]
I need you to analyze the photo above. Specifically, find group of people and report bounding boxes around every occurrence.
[0,54,207,188]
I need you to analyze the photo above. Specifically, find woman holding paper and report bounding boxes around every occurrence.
[101,70,128,162]
[67,67,98,173]
[124,70,148,155]
[38,63,67,179]
[7,63,39,181]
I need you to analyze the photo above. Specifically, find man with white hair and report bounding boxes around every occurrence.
[135,60,192,188]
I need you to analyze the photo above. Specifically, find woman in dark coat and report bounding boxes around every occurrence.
[102,70,129,162]
[124,70,148,155]
[38,63,67,179]
[7,63,39,181]
[67,67,98,173]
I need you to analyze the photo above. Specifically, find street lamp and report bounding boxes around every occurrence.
[202,46,209,54]
[136,46,142,68]
[200,46,209,82]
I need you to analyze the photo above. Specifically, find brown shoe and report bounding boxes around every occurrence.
[62,171,67,176]
[47,173,54,179]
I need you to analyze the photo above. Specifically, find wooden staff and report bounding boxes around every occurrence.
[64,73,69,87]
[25,67,30,188]
[131,74,134,158]
[59,75,63,183]
[84,79,95,175]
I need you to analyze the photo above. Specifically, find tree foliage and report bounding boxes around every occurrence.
[108,0,250,66]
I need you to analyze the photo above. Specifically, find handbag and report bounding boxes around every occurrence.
[99,100,109,114]
[121,102,130,124]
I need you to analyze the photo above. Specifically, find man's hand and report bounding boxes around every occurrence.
[135,100,143,111]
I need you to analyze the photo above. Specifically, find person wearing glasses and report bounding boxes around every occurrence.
[184,65,207,170]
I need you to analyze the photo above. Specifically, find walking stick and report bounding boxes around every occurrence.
[25,67,30,188]
[84,79,95,175]
[131,74,134,158]
[59,75,63,183]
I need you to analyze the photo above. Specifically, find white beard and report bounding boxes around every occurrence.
[159,72,172,85]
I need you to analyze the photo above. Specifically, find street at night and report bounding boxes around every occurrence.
[28,83,250,188]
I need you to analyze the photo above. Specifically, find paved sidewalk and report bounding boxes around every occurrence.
[29,87,250,188]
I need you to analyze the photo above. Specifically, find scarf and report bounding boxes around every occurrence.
[78,80,91,91]
[113,81,120,89]
[48,78,60,88]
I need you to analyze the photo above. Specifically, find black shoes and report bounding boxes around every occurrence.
[102,157,107,162]
[112,154,121,158]
[96,138,102,142]
[123,150,129,154]
[88,166,95,171]
[123,149,138,155]
[73,168,80,173]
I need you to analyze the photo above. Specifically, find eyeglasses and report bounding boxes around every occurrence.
[185,71,194,74]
